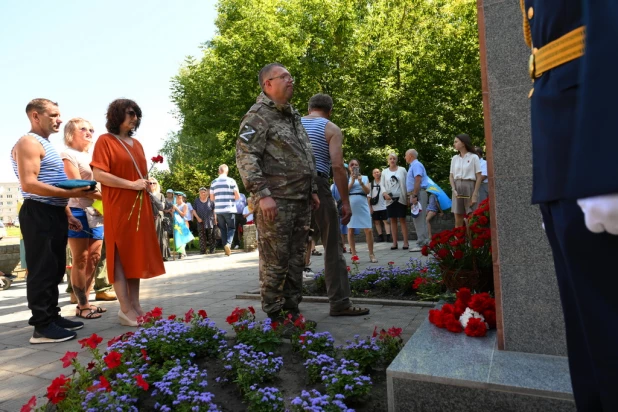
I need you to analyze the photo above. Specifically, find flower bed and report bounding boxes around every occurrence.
[306,257,448,302]
[23,307,406,412]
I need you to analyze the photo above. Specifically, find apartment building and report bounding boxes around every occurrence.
[0,182,21,223]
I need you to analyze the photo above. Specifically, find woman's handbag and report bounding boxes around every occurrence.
[84,206,104,228]
[370,183,381,206]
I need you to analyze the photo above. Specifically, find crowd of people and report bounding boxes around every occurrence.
[10,70,489,343]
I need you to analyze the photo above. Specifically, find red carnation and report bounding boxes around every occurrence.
[453,250,464,260]
[104,351,122,369]
[441,303,455,315]
[469,293,494,313]
[184,308,195,323]
[135,374,149,391]
[421,245,429,256]
[478,215,489,226]
[437,248,449,259]
[351,255,360,262]
[78,333,103,349]
[346,266,351,272]
[443,313,463,333]
[47,375,71,404]
[60,351,78,368]
[456,288,472,306]
[428,309,444,328]
[464,318,487,337]
[429,240,438,249]
[198,309,208,319]
[248,306,255,314]
[471,238,485,249]
[20,395,36,412]
[483,310,497,329]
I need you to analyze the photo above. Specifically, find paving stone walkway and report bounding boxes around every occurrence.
[0,241,433,411]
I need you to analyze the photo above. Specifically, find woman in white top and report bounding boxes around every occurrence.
[347,159,377,263]
[380,153,409,250]
[449,134,482,227]
[370,168,391,243]
[61,118,105,319]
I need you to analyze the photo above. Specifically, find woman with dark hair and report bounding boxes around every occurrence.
[346,159,377,263]
[449,134,482,227]
[91,99,165,327]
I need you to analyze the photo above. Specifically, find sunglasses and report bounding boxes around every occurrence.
[148,182,157,185]
[127,110,139,118]
[80,127,95,134]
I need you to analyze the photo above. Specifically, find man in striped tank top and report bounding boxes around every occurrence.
[301,94,370,317]
[12,99,92,344]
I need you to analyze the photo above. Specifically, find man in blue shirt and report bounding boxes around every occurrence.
[405,149,429,251]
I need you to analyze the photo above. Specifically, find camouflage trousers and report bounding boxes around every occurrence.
[255,197,311,315]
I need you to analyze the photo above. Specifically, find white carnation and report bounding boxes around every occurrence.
[459,307,485,328]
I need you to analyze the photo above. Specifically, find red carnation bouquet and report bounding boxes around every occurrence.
[427,287,496,337]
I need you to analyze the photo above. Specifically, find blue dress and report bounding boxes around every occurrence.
[348,176,371,229]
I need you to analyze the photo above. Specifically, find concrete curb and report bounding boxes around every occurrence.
[235,293,437,308]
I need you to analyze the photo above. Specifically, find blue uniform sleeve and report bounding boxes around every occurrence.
[568,2,618,198]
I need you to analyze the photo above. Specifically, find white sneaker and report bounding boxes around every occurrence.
[234,245,240,250]
[410,246,422,252]
[303,268,314,278]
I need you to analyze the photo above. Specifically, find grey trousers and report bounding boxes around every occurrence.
[478,182,489,204]
[412,189,430,246]
[314,176,351,311]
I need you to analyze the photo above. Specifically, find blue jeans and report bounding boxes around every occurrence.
[217,213,236,246]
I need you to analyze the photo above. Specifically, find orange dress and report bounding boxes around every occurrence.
[90,133,165,283]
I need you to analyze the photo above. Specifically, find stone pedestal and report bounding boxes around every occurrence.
[0,241,21,274]
[243,224,257,252]
[387,0,574,409]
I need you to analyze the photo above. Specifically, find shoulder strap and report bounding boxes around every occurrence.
[113,135,144,179]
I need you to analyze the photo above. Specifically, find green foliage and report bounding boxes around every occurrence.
[168,0,484,193]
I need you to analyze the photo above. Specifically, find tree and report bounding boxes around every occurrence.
[168,0,483,193]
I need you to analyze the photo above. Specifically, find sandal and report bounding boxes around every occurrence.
[76,306,102,319]
[90,305,107,313]
[402,245,409,250]
[369,254,378,263]
[391,245,398,250]
[311,249,322,256]
[329,306,370,317]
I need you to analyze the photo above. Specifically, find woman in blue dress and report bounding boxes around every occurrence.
[347,159,377,263]
[172,192,194,259]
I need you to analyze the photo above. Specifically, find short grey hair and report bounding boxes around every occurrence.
[258,63,286,90]
[406,149,418,158]
[387,152,398,160]
[218,164,229,174]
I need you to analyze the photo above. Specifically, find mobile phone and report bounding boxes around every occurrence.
[352,166,360,176]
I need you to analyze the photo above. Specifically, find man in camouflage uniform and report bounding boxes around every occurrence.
[236,63,320,321]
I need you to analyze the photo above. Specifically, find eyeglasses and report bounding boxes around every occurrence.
[127,110,139,118]
[266,74,294,84]
[148,182,157,185]
[80,127,95,134]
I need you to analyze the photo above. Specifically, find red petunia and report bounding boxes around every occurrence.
[437,248,449,259]
[60,351,78,368]
[443,313,463,333]
[464,318,487,337]
[87,361,96,370]
[150,307,163,318]
[412,277,428,290]
[388,261,395,265]
[104,351,122,369]
[299,334,306,344]
[107,335,122,348]
[135,374,149,391]
[271,321,279,330]
[168,314,177,320]
[78,333,103,349]
[20,395,36,412]
[351,255,360,262]
[248,306,255,314]
[141,349,149,361]
[198,309,208,319]
[88,375,112,393]
[387,327,402,337]
[293,315,306,328]
[226,313,239,324]
[184,308,195,323]
[372,326,378,338]
[428,309,444,328]
[47,375,71,404]
[453,250,464,260]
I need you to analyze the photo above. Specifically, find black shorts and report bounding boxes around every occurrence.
[372,209,388,221]
[387,201,407,219]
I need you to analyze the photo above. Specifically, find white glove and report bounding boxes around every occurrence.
[577,194,618,235]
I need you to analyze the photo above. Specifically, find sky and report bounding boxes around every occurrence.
[0,0,217,183]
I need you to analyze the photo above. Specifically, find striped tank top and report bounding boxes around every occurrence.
[301,117,331,175]
[11,133,68,207]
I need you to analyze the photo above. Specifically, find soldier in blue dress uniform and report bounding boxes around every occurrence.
[524,1,618,410]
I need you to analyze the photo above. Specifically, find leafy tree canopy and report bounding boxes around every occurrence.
[167,0,483,194]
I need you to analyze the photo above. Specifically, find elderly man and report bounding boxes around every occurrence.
[210,164,240,256]
[405,149,429,251]
[11,98,90,343]
[236,63,320,324]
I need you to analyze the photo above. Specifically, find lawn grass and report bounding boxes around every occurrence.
[6,227,20,238]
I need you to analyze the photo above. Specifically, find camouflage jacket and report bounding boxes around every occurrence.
[236,93,317,201]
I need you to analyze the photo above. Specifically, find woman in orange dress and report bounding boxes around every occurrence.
[91,99,165,326]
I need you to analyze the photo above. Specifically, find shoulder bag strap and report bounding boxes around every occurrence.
[113,135,145,180]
